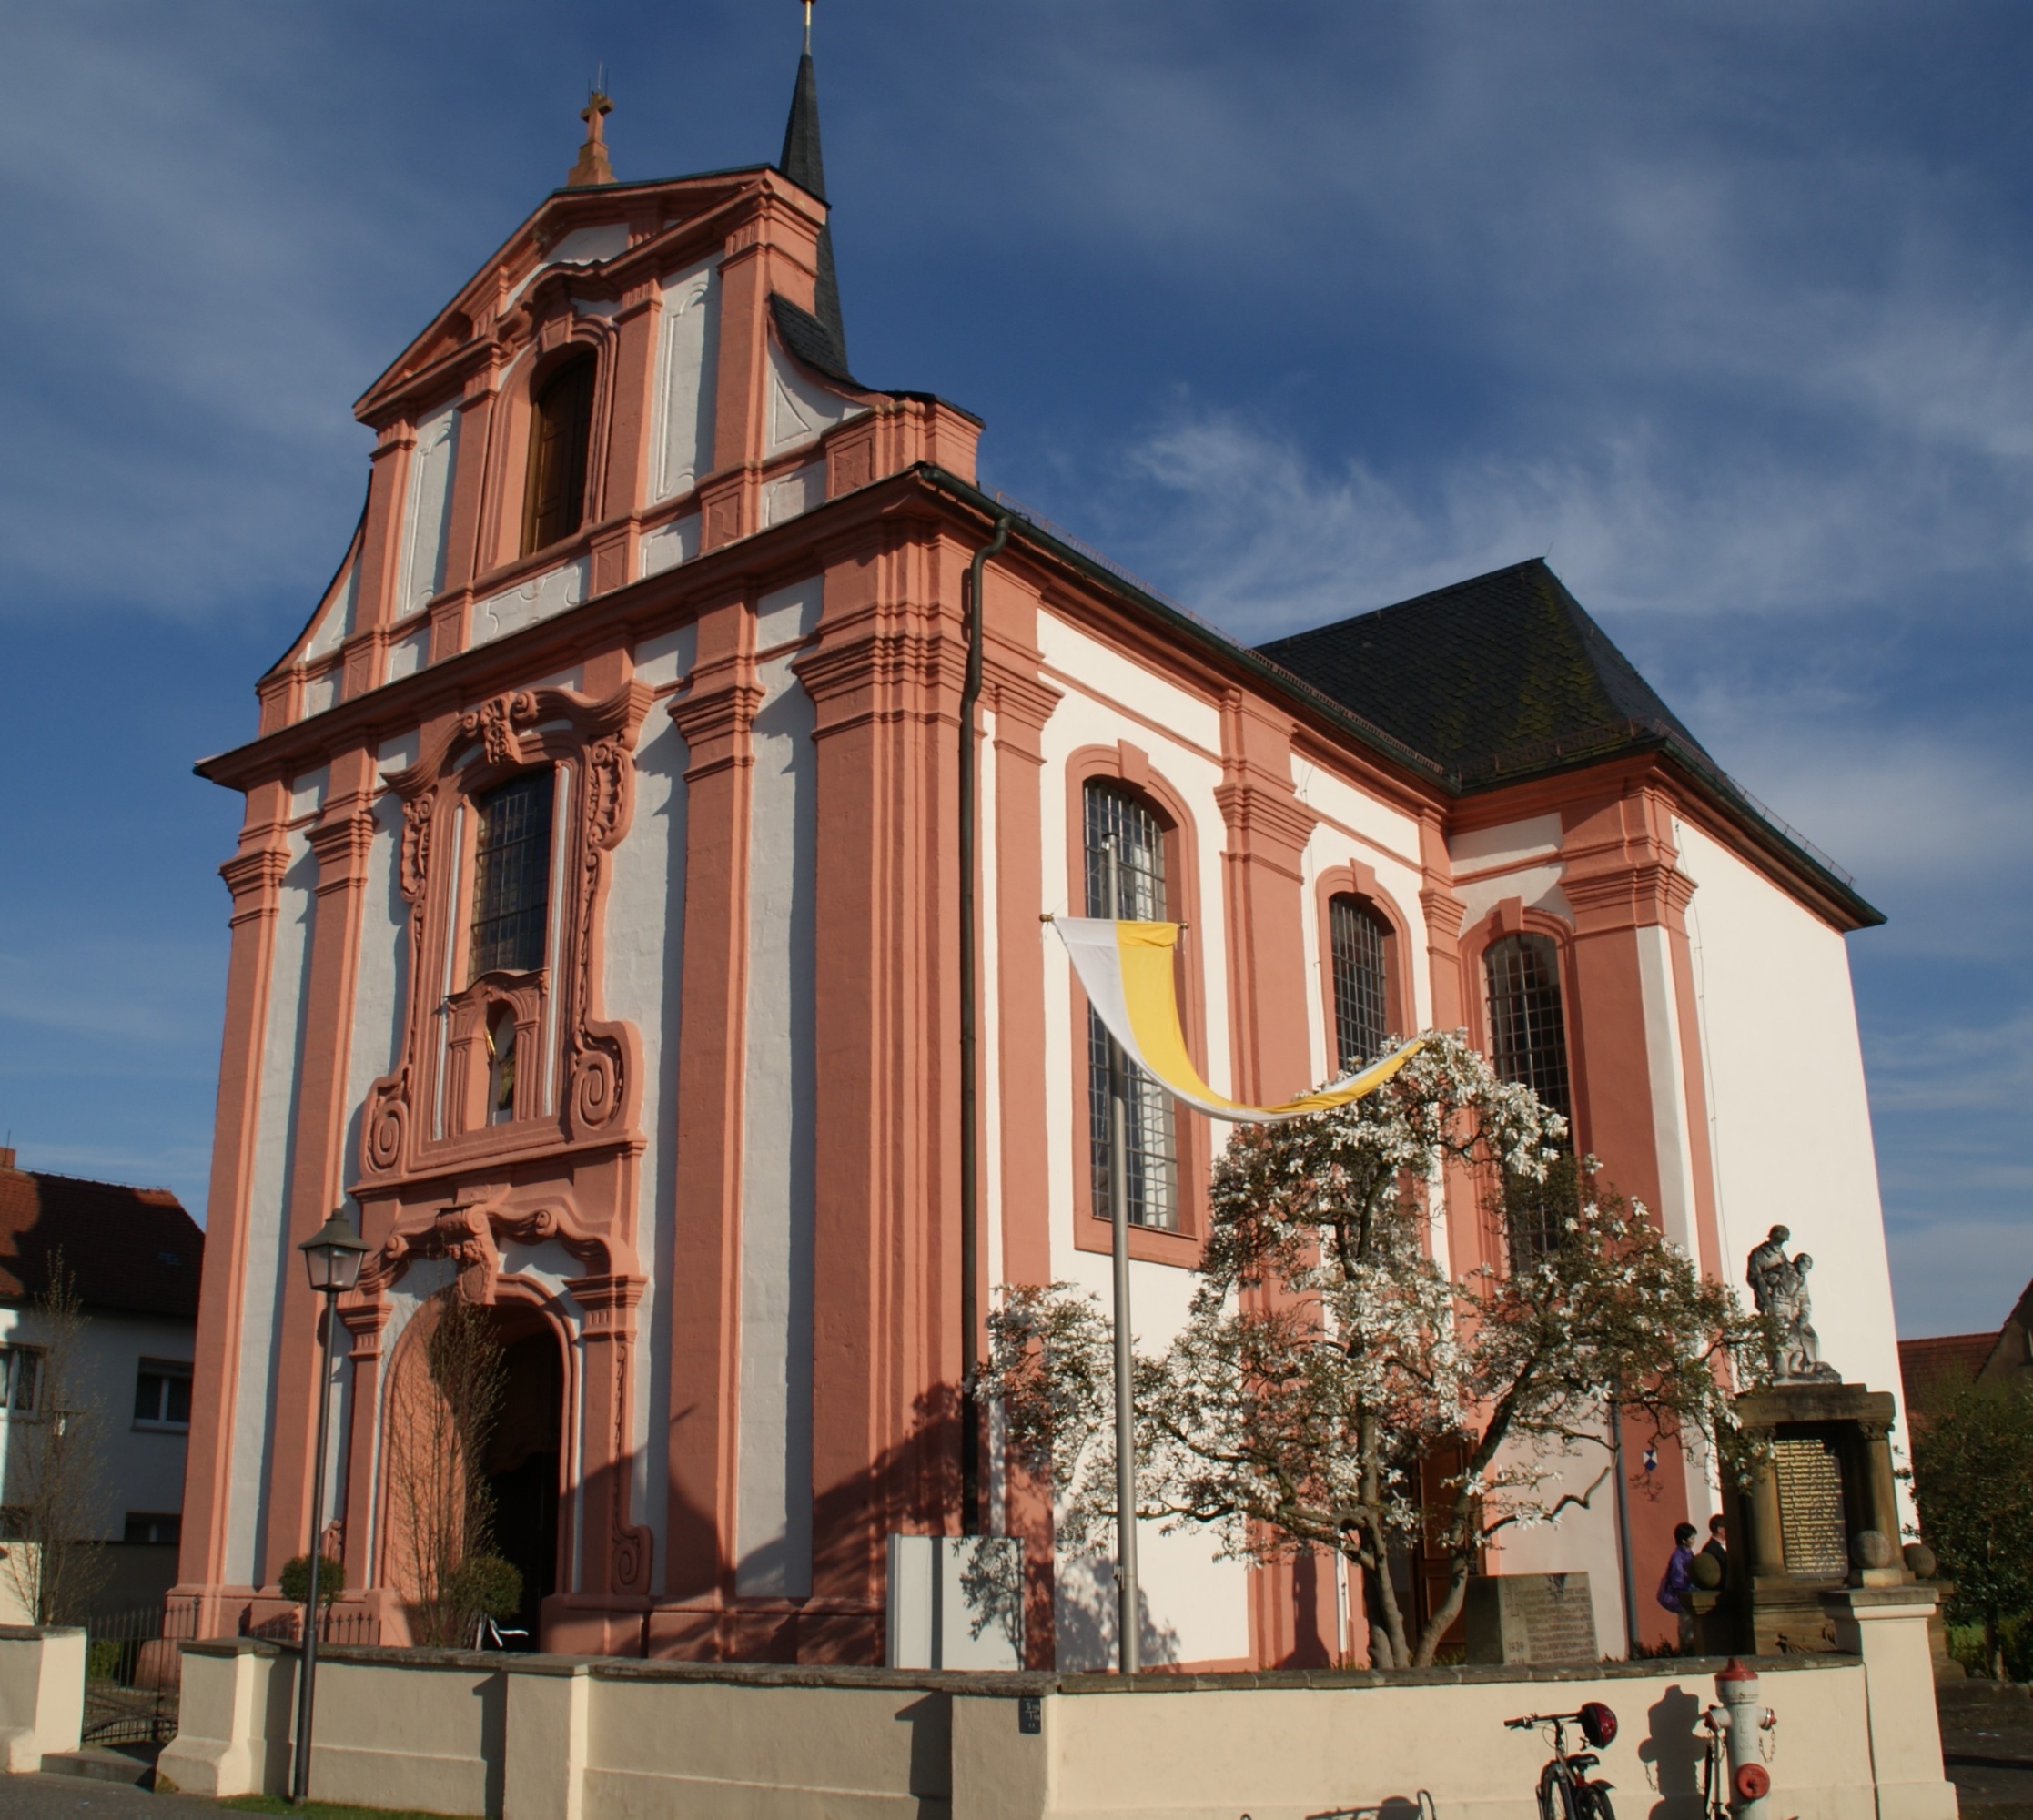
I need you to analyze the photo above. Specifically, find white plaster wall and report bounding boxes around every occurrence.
[650,259,719,503]
[733,617,818,1597]
[1030,613,1253,1668]
[1482,1441,1634,1659]
[394,399,460,622]
[224,820,319,1587]
[764,343,863,458]
[1674,820,1910,1518]
[1035,614,1222,756]
[304,552,359,662]
[602,627,693,1595]
[639,515,700,582]
[469,560,588,650]
[0,1308,194,1540]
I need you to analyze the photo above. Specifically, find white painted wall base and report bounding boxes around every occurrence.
[0,1627,83,1773]
[157,1629,1946,1819]
[887,1535,1025,1670]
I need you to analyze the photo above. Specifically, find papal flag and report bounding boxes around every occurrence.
[1052,917,1422,1123]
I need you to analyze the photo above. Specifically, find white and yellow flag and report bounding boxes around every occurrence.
[1053,917,1422,1123]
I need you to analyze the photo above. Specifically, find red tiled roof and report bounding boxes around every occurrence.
[0,1163,202,1320]
[1898,1332,1996,1413]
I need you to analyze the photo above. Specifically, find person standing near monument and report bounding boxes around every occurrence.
[1658,1521,1700,1648]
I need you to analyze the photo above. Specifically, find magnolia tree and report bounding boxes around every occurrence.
[982,1030,1767,1669]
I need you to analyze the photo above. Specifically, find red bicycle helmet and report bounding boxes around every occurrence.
[1578,1703,1618,1749]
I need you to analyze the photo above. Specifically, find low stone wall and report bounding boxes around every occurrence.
[0,1626,84,1773]
[157,1592,1957,1820]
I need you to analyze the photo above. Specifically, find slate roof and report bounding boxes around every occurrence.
[774,46,849,378]
[0,1159,203,1321]
[1254,559,1714,786]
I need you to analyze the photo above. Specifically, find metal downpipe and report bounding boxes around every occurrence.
[959,512,1013,1537]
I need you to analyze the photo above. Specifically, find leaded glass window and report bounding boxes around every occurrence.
[1486,931,1575,1269]
[1330,895,1391,1068]
[1484,933,1572,1119]
[1084,782,1178,1230]
[469,774,554,981]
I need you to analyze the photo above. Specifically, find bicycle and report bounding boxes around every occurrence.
[1504,1703,1619,1820]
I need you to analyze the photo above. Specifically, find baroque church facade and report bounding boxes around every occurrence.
[177,36,1904,1667]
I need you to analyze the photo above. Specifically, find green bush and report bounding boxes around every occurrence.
[278,1552,345,1610]
[450,1553,521,1624]
[1947,1616,2033,1683]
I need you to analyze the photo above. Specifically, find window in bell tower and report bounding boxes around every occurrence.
[521,354,597,554]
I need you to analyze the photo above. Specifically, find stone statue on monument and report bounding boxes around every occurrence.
[1746,1224,1841,1382]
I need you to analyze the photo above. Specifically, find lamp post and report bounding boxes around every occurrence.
[291,1207,369,1805]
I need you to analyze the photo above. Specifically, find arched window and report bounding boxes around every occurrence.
[521,354,597,554]
[1084,781,1178,1230]
[1483,932,1572,1119]
[1329,895,1391,1068]
[470,772,554,980]
[1485,931,1575,1266]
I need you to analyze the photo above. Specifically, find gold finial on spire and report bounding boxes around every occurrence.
[566,81,615,188]
[804,0,814,56]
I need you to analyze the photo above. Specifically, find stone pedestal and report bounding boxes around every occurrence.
[1734,1382,1906,1655]
[1821,1586,1959,1820]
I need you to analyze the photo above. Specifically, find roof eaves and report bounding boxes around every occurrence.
[915,466,1451,792]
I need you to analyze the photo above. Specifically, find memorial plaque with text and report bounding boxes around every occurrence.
[1774,1434,1848,1577]
[1465,1572,1598,1663]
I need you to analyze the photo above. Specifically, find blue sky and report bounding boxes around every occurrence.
[2,2,2027,1338]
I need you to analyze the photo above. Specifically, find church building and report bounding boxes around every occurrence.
[177,27,1905,1667]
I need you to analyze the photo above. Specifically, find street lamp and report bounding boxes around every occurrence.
[291,1207,369,1805]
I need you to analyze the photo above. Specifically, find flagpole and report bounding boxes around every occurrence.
[1104,840,1140,1674]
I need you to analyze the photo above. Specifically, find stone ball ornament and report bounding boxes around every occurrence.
[1902,1542,1938,1580]
[1852,1529,1896,1571]
[1690,1552,1725,1591]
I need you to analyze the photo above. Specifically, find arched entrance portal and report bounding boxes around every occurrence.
[481,1308,563,1646]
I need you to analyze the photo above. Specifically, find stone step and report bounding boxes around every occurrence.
[40,1745,156,1785]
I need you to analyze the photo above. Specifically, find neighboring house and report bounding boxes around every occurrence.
[1899,1274,2033,1419]
[0,1146,204,1612]
[177,28,1907,1667]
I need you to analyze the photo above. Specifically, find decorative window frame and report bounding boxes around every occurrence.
[479,314,618,580]
[359,681,652,1186]
[1064,743,1209,1269]
[1311,860,1418,1074]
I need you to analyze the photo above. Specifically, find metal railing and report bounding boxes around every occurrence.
[82,1604,181,1747]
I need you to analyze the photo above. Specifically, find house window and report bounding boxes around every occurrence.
[1330,895,1391,1067]
[521,354,597,553]
[1085,781,1178,1231]
[469,774,554,981]
[0,1347,39,1413]
[134,1360,193,1428]
[1484,933,1572,1120]
[123,1512,182,1546]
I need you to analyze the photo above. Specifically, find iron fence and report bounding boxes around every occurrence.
[82,1604,181,1747]
[245,1605,383,1646]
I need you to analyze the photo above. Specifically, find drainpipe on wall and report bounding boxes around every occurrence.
[959,512,1014,1536]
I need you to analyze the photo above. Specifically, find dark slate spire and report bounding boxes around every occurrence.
[777,5,848,371]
